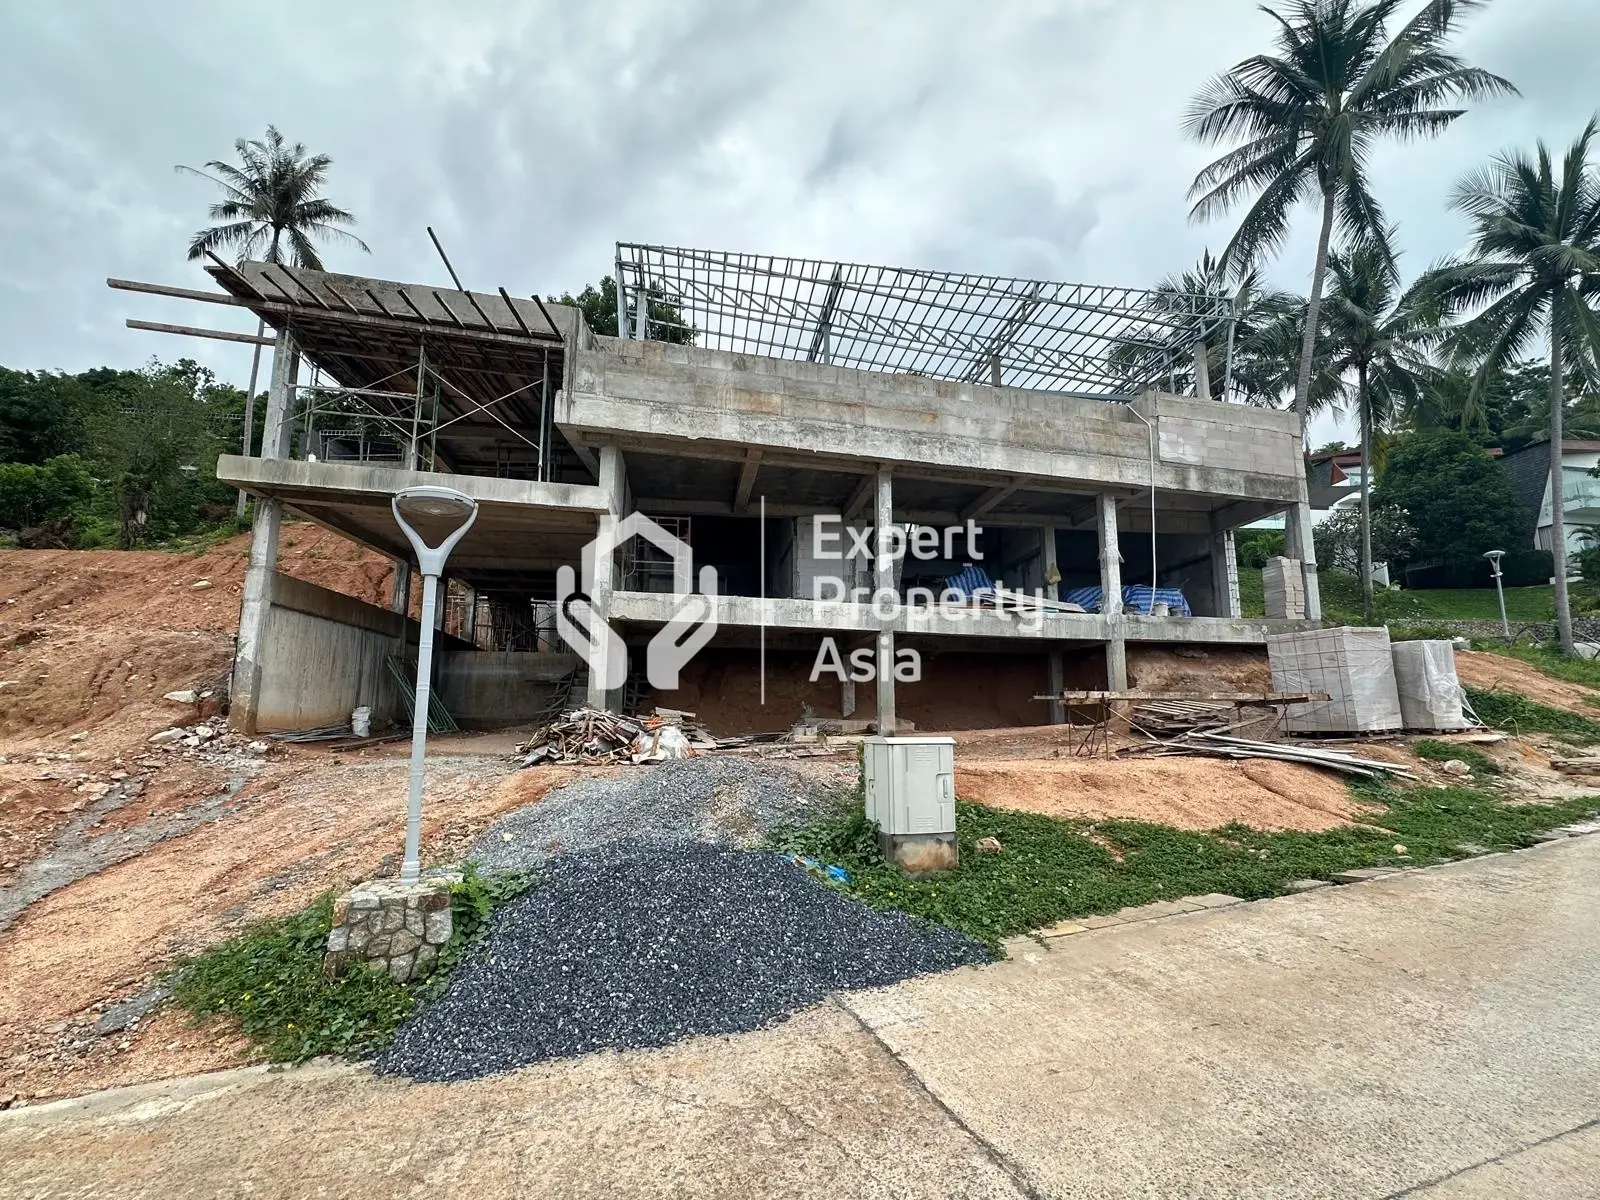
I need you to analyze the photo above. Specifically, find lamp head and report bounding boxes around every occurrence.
[392,485,479,576]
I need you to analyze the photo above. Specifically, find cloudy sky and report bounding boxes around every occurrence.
[1,0,1593,445]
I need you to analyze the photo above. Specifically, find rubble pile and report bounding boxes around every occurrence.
[512,707,724,767]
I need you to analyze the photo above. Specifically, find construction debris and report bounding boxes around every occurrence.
[1120,730,1415,780]
[512,707,721,767]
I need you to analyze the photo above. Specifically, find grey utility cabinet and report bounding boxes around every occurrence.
[863,736,957,836]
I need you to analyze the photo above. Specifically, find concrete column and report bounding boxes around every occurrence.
[1210,528,1241,618]
[464,585,479,647]
[875,629,896,735]
[1193,340,1211,400]
[1096,494,1122,615]
[874,469,895,594]
[434,578,447,630]
[841,678,856,719]
[1047,652,1065,725]
[1285,502,1323,621]
[1097,492,1128,693]
[585,444,625,711]
[259,332,300,460]
[389,559,412,615]
[230,330,299,733]
[1041,526,1060,601]
[230,500,281,734]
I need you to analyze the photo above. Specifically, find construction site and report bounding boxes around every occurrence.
[5,244,1600,1188]
[106,243,1329,738]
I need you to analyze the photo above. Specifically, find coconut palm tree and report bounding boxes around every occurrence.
[178,126,369,268]
[178,126,369,511]
[1316,241,1437,613]
[1184,0,1515,426]
[1418,118,1600,655]
[1111,251,1305,404]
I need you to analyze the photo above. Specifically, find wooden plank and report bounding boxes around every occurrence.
[126,319,275,347]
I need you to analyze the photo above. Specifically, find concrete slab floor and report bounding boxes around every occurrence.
[0,1004,1026,1200]
[840,836,1600,1199]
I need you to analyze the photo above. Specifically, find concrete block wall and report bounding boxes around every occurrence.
[562,338,1304,502]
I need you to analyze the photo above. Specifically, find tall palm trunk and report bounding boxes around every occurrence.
[1293,187,1337,425]
[1358,362,1374,619]
[1550,314,1574,654]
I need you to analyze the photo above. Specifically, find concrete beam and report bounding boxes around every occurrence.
[962,482,1020,520]
[217,455,610,513]
[843,472,877,522]
[733,448,763,515]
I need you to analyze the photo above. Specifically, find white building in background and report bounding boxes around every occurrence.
[1500,440,1600,561]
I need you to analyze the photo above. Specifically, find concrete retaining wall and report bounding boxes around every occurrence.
[435,651,581,725]
[255,574,405,732]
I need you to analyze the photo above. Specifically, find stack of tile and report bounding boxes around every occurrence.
[1390,639,1470,730]
[1267,627,1403,734]
[1262,556,1306,620]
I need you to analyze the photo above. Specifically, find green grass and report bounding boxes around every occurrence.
[1413,738,1502,775]
[769,786,1600,953]
[167,865,534,1063]
[1465,688,1600,745]
[1237,566,1552,626]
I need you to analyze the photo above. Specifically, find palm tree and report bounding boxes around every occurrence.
[1316,241,1436,613]
[1113,251,1305,404]
[1418,118,1600,655]
[178,125,369,267]
[178,126,369,511]
[1184,0,1515,426]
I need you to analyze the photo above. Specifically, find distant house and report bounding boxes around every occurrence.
[1305,448,1366,513]
[1500,440,1600,559]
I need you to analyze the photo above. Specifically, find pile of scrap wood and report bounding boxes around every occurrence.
[512,706,811,766]
[1120,730,1415,780]
[512,707,717,766]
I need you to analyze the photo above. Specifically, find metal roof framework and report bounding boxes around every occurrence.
[614,244,1237,399]
[201,259,568,480]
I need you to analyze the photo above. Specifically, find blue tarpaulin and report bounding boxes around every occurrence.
[1061,584,1191,616]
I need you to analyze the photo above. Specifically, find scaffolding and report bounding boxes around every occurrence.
[614,243,1237,400]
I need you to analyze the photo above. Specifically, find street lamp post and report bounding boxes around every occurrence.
[1484,549,1510,639]
[391,486,479,885]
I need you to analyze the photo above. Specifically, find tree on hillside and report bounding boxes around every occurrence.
[1316,241,1436,613]
[1184,0,1515,426]
[1112,250,1304,404]
[1376,428,1524,576]
[178,126,371,513]
[550,276,696,344]
[1417,118,1600,654]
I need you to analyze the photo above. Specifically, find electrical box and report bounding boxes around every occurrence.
[863,736,956,836]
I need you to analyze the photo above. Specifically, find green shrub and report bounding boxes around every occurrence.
[169,866,537,1062]
[167,894,414,1063]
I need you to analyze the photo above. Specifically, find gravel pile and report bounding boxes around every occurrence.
[377,840,987,1082]
[468,756,835,870]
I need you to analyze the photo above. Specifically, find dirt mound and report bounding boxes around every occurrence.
[1455,651,1600,715]
[1127,645,1271,694]
[957,756,1371,833]
[0,524,397,747]
[0,752,573,1102]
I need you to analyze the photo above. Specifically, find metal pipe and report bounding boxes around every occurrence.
[1124,402,1159,613]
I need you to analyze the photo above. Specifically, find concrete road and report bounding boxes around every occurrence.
[2,838,1598,1199]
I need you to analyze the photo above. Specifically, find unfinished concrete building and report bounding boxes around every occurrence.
[113,244,1322,734]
